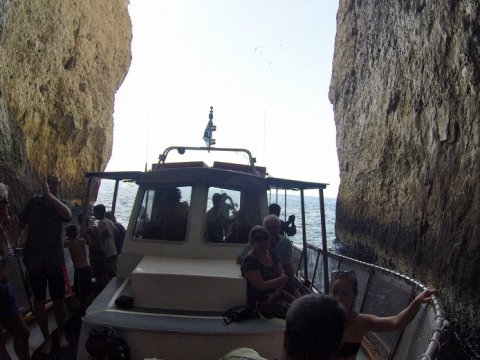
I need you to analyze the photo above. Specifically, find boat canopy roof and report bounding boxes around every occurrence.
[137,167,268,193]
[267,177,328,191]
[85,145,327,192]
[85,171,142,182]
[85,169,328,192]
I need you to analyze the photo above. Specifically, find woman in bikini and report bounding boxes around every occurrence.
[0,183,30,359]
[331,270,436,360]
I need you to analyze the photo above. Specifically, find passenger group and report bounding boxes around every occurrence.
[0,177,125,359]
[0,179,436,359]
[232,210,436,359]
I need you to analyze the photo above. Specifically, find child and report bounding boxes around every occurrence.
[64,224,93,311]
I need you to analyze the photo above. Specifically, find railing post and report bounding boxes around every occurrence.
[360,268,375,313]
[15,250,33,312]
[112,179,120,215]
[319,188,330,294]
[80,177,94,237]
[300,189,308,284]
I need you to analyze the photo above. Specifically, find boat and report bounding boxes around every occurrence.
[74,132,449,358]
[0,108,450,359]
[5,116,449,359]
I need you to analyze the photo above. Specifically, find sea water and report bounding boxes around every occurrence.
[96,180,337,250]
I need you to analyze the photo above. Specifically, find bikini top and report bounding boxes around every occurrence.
[336,342,361,357]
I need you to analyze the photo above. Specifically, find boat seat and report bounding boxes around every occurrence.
[83,306,284,336]
[131,256,246,312]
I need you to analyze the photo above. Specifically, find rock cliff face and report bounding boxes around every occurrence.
[0,0,131,207]
[330,0,479,326]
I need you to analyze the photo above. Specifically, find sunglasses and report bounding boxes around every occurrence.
[0,199,9,204]
[331,269,356,280]
[253,235,268,242]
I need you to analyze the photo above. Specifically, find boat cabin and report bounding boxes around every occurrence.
[120,162,272,312]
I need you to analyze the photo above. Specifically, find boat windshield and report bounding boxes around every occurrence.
[134,186,191,241]
[131,184,263,244]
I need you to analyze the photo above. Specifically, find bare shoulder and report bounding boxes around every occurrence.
[356,313,381,332]
[344,312,368,341]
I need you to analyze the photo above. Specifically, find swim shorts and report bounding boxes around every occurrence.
[27,268,65,301]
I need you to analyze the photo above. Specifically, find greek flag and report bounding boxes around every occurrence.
[203,107,216,147]
[203,120,213,147]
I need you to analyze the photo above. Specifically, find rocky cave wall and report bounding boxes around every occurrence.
[0,0,131,209]
[330,0,480,324]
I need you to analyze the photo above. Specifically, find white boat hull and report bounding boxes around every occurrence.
[77,278,284,360]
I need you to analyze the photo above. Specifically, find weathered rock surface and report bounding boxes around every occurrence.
[0,0,131,206]
[330,0,479,335]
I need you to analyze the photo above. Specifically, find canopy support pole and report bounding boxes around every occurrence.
[80,177,94,237]
[319,188,329,294]
[111,180,120,215]
[300,189,309,284]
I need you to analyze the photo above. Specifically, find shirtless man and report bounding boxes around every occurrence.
[16,176,72,354]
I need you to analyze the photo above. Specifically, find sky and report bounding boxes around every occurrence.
[107,0,340,198]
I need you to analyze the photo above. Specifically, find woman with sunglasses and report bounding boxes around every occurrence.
[331,270,436,360]
[241,225,290,318]
[0,183,30,359]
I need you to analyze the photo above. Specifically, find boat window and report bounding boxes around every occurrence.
[204,188,262,243]
[134,186,191,241]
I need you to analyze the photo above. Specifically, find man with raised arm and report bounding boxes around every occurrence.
[16,175,72,354]
[268,203,296,237]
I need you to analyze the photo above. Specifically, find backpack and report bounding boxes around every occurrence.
[85,325,130,360]
[223,305,260,325]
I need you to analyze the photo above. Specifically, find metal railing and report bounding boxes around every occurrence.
[157,146,258,174]
[6,249,32,314]
[292,244,449,360]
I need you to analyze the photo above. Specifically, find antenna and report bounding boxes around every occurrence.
[263,110,266,163]
[145,96,152,170]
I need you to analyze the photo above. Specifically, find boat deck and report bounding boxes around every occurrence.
[5,302,79,359]
[5,294,370,360]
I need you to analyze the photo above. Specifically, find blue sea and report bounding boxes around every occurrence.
[96,180,337,250]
